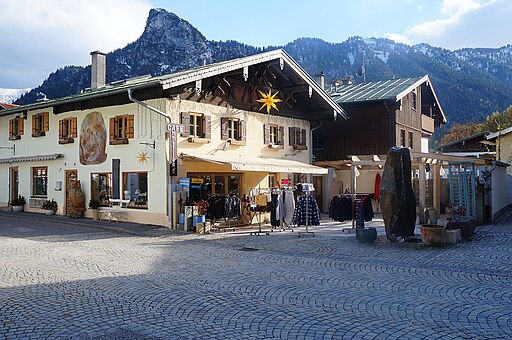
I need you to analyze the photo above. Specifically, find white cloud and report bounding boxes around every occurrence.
[384,33,413,45]
[403,0,512,49]
[0,0,152,88]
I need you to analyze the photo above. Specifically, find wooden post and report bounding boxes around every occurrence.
[433,162,441,216]
[418,160,426,224]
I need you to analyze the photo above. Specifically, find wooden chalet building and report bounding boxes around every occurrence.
[313,75,447,161]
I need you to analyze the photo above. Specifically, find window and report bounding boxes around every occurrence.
[32,166,47,197]
[412,91,417,111]
[59,117,77,144]
[221,117,246,142]
[32,112,49,137]
[289,127,307,150]
[408,131,414,149]
[122,172,148,208]
[187,173,241,202]
[109,114,134,144]
[400,129,406,147]
[264,124,284,146]
[9,117,24,140]
[91,173,112,206]
[180,112,211,140]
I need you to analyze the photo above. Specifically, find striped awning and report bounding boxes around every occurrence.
[0,153,63,164]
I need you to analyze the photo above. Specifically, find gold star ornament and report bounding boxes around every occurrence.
[137,151,150,164]
[256,89,283,114]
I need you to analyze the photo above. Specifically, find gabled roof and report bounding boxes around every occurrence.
[437,131,490,149]
[0,102,17,110]
[487,126,512,140]
[0,49,345,120]
[328,75,447,123]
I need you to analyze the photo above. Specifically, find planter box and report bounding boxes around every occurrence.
[445,229,462,244]
[12,205,24,212]
[421,224,445,245]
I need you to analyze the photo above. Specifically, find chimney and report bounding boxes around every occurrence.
[315,71,325,90]
[90,50,106,90]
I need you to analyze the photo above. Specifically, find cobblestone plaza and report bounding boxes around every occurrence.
[1,212,511,339]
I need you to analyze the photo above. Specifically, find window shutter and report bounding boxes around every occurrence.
[9,119,13,137]
[43,112,49,132]
[109,117,115,141]
[19,118,23,135]
[263,124,270,144]
[204,115,211,139]
[239,120,246,141]
[301,129,307,148]
[289,127,294,146]
[72,117,77,137]
[180,112,190,137]
[32,115,36,134]
[59,119,64,139]
[127,114,134,138]
[221,117,229,140]
[278,126,285,146]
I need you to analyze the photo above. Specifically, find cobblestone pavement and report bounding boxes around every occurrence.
[1,212,511,339]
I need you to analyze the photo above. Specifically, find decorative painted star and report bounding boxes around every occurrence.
[256,89,283,114]
[137,151,150,164]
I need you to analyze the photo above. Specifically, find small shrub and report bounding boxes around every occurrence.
[42,199,58,212]
[88,199,101,209]
[10,195,26,206]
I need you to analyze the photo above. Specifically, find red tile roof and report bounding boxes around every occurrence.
[0,102,18,109]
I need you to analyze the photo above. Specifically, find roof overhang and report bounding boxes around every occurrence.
[0,153,63,164]
[181,152,328,175]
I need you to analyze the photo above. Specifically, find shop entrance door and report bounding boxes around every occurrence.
[65,170,78,215]
[9,166,19,202]
[312,176,323,213]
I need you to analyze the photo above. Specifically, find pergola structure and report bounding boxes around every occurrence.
[316,152,490,224]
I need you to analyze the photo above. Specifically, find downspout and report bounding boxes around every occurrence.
[127,88,174,228]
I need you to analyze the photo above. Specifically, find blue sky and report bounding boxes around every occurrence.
[1,0,511,89]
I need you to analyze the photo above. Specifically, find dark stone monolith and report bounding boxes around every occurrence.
[380,147,416,241]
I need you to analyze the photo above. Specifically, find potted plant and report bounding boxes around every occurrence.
[9,195,26,212]
[89,199,101,220]
[42,199,58,215]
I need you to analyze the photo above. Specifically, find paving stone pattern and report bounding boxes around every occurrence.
[1,214,512,339]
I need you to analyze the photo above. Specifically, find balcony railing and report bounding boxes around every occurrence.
[422,115,435,133]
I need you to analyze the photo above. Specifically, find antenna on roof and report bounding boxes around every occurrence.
[356,51,366,83]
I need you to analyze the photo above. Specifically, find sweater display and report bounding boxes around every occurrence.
[293,195,321,226]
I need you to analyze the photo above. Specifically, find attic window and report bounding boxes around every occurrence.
[412,91,417,111]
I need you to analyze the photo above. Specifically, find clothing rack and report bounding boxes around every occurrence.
[248,187,270,236]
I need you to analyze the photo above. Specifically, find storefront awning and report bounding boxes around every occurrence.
[181,152,328,175]
[0,153,63,164]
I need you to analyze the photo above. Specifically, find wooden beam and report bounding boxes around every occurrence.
[418,160,426,224]
[433,162,441,215]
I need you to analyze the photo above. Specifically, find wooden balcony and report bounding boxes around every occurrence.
[422,115,435,134]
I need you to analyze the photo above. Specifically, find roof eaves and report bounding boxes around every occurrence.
[487,126,512,140]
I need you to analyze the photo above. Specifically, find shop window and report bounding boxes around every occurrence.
[122,172,148,208]
[109,114,134,145]
[91,173,112,207]
[9,117,24,140]
[221,117,246,143]
[289,127,307,150]
[32,166,47,197]
[408,131,414,149]
[400,129,406,147]
[180,112,211,141]
[188,173,241,202]
[31,112,49,137]
[264,124,284,147]
[59,117,77,144]
[268,174,277,188]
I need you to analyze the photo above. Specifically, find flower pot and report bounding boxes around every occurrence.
[12,205,24,212]
[421,224,445,245]
[91,209,99,220]
[45,209,55,216]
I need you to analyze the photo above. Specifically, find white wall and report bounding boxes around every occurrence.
[492,165,509,220]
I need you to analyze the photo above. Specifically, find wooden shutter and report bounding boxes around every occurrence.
[289,127,294,146]
[263,124,270,144]
[127,114,134,138]
[204,115,211,139]
[59,119,64,139]
[9,119,13,138]
[301,129,307,148]
[43,112,49,132]
[221,117,229,140]
[72,117,77,137]
[109,117,115,141]
[32,115,36,134]
[180,112,190,137]
[18,118,23,135]
[278,126,285,146]
[239,120,246,141]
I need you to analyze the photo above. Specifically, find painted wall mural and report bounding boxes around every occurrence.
[80,111,107,165]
